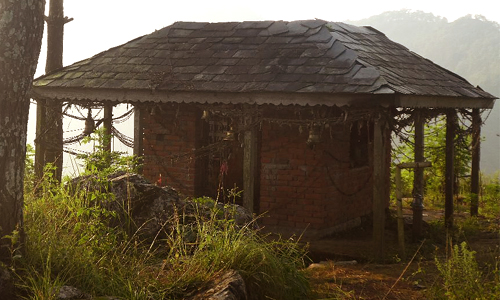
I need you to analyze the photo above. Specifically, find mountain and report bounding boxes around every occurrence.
[348,10,500,174]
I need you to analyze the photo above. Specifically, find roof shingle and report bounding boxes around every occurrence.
[33,20,496,102]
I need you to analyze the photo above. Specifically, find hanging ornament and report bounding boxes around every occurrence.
[150,105,160,116]
[223,127,236,142]
[306,126,320,147]
[201,110,210,120]
[83,108,95,136]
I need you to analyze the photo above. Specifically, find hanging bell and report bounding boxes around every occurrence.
[306,126,320,146]
[201,110,210,120]
[150,105,160,116]
[83,109,95,136]
[223,127,235,142]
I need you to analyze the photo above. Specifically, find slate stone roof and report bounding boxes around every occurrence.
[33,20,495,103]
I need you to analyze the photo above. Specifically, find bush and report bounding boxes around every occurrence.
[432,241,499,300]
[18,175,309,299]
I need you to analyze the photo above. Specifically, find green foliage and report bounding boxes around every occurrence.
[77,128,141,176]
[392,116,472,207]
[18,145,309,299]
[433,242,491,299]
[480,173,500,217]
[24,144,36,195]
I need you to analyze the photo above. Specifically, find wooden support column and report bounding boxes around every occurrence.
[133,105,144,173]
[470,109,481,216]
[103,103,113,152]
[412,109,425,240]
[373,115,389,260]
[34,98,46,181]
[243,121,258,214]
[445,110,456,229]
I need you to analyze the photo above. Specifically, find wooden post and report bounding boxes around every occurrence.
[445,110,456,229]
[412,109,425,240]
[34,98,46,182]
[394,166,406,260]
[243,119,258,214]
[396,162,432,260]
[470,109,481,216]
[373,115,389,260]
[103,103,113,152]
[133,105,144,173]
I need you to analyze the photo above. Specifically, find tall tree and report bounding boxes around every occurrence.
[35,0,70,182]
[0,0,46,260]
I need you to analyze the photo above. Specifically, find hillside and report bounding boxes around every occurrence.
[348,10,500,174]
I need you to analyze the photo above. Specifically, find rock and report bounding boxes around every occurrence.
[56,285,90,299]
[0,264,14,300]
[190,270,247,300]
[69,172,254,241]
[334,260,358,266]
[307,263,327,269]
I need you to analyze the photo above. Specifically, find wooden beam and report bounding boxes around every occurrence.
[103,103,113,153]
[394,166,406,260]
[34,99,46,183]
[445,109,456,229]
[470,108,481,216]
[412,109,425,240]
[243,120,258,214]
[396,161,432,260]
[373,115,389,260]
[133,105,144,173]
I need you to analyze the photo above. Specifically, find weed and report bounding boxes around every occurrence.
[431,241,498,300]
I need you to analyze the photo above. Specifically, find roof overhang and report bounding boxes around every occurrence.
[395,94,496,109]
[31,87,496,109]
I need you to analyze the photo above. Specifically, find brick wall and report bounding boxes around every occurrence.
[140,103,390,238]
[259,120,376,237]
[142,104,200,196]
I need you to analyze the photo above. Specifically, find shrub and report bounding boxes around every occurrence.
[433,241,495,300]
[19,176,309,299]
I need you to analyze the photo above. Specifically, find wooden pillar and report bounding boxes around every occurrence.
[412,109,425,240]
[103,103,113,152]
[243,120,258,214]
[373,115,389,260]
[34,98,46,181]
[470,109,481,216]
[445,110,456,229]
[133,105,144,173]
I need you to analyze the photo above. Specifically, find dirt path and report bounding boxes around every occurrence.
[305,208,500,299]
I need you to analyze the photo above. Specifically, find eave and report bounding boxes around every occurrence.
[31,86,496,109]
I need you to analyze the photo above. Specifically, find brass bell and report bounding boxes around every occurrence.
[201,110,210,120]
[150,105,160,116]
[223,127,235,141]
[306,126,320,146]
[83,109,95,136]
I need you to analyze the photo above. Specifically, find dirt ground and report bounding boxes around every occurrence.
[304,207,500,299]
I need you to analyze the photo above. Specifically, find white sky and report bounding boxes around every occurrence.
[35,0,500,77]
[29,0,500,174]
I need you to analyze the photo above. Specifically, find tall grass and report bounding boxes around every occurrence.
[18,174,309,299]
[429,241,500,300]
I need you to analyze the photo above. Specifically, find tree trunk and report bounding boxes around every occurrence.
[35,0,66,182]
[0,0,46,260]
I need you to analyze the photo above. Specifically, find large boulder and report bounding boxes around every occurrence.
[69,172,254,240]
[189,270,247,300]
[0,264,14,300]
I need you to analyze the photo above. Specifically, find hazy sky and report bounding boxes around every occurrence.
[35,0,500,77]
[30,0,500,173]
